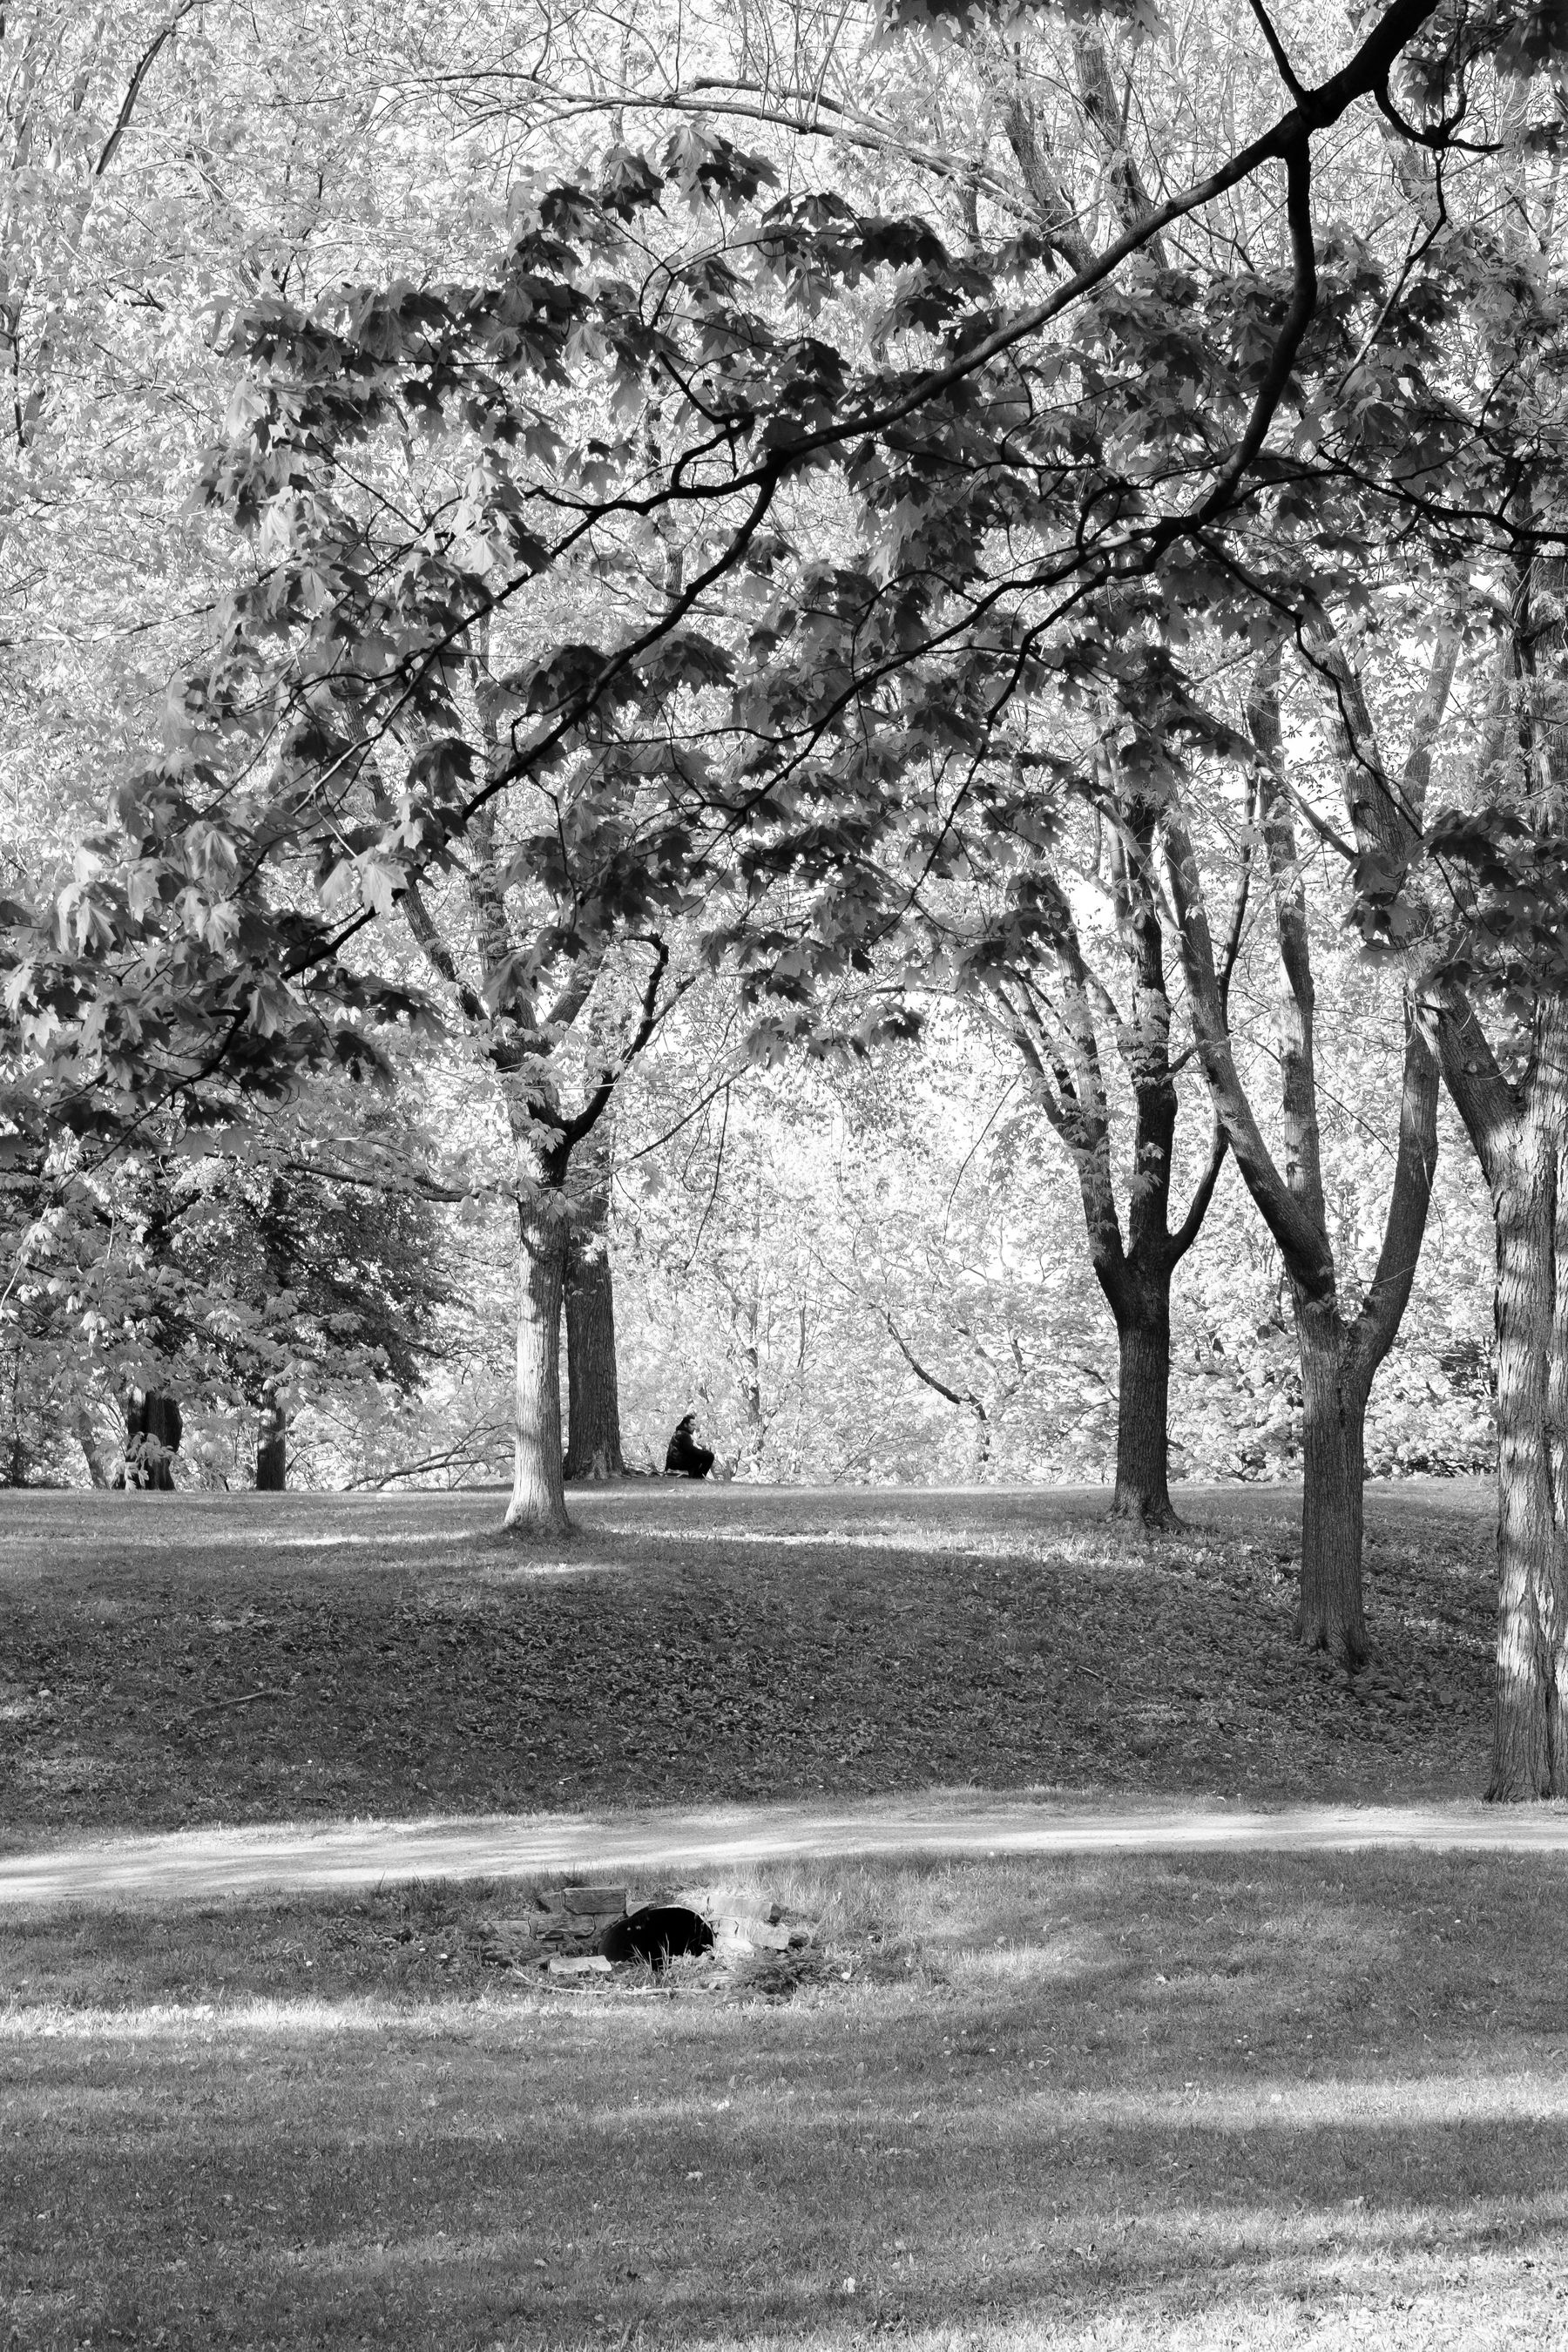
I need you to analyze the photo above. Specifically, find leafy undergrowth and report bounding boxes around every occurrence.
[0,1478,1495,1845]
[6,1849,1568,2349]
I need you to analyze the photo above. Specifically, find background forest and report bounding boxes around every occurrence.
[0,0,1511,1505]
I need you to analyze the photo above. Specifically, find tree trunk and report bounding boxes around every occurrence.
[1110,1289,1179,1528]
[123,1389,181,1491]
[74,1405,112,1489]
[738,1338,764,1477]
[564,1193,625,1481]
[1438,990,1568,1800]
[255,1392,287,1491]
[1487,1133,1568,1797]
[1294,1297,1369,1666]
[505,1194,573,1536]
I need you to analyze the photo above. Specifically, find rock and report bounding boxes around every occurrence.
[711,1914,791,1956]
[543,1885,627,1919]
[674,1884,751,1916]
[547,1956,612,1978]
[472,1916,540,1965]
[539,1926,603,1957]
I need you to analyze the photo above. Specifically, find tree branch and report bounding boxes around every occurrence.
[401,877,485,1026]
[1162,803,1335,1295]
[1349,991,1441,1379]
[1251,654,1328,1234]
[1434,983,1520,1188]
[1170,1117,1228,1264]
[561,936,677,1151]
[882,1308,986,1423]
[95,3,202,179]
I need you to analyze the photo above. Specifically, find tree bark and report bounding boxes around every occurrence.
[1110,1288,1178,1528]
[506,1194,573,1536]
[1486,558,1568,1796]
[1437,985,1568,1796]
[255,1391,287,1490]
[122,1389,181,1490]
[564,1162,625,1481]
[1294,1296,1369,1662]
[1489,1132,1568,1794]
[738,1335,765,1477]
[564,1233,624,1479]
[74,1405,112,1489]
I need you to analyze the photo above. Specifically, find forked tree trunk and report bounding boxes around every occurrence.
[1294,1297,1369,1665]
[1056,781,1227,1538]
[1488,1133,1568,1797]
[564,1189,625,1482]
[1110,1288,1178,1528]
[255,1392,287,1491]
[506,1194,573,1537]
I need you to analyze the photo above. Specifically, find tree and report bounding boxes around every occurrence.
[1136,635,1448,1659]
[379,682,686,1532]
[2,1086,453,1491]
[179,1125,450,1489]
[1388,571,1568,1795]
[908,729,1233,1524]
[1263,89,1568,1775]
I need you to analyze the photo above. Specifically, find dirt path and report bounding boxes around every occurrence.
[5,1791,1568,1909]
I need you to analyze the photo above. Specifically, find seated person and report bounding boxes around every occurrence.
[665,1413,715,1479]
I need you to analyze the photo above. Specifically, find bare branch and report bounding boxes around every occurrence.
[96,3,202,179]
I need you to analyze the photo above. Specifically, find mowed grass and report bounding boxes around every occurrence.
[7,1848,1568,2349]
[0,1477,1496,1843]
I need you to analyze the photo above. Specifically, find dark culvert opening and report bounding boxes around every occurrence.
[600,1904,714,1968]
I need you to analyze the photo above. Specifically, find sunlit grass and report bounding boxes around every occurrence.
[476,1556,635,1581]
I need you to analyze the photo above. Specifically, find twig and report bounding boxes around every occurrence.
[196,1687,292,1714]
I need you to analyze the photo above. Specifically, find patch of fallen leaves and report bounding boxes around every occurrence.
[0,1484,1495,1840]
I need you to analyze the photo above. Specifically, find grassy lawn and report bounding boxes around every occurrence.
[6,1479,1543,2349]
[7,1848,1568,2349]
[0,1477,1496,1845]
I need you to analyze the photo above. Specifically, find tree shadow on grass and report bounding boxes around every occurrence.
[0,1490,1495,1837]
[21,2043,1568,2349]
[8,1851,1568,2346]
